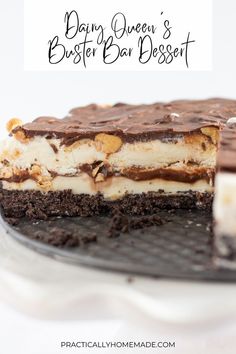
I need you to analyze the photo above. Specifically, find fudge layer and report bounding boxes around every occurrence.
[213,118,236,261]
[1,98,235,218]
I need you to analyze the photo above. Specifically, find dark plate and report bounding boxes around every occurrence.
[1,209,236,281]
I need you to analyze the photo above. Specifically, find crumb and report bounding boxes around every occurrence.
[33,227,79,247]
[107,210,166,238]
[126,276,135,283]
[5,217,20,226]
[81,233,97,244]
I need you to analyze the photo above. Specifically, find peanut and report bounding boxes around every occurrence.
[200,127,219,145]
[13,130,29,144]
[95,173,105,182]
[31,164,41,176]
[36,177,52,190]
[0,167,13,179]
[6,118,23,133]
[92,162,103,178]
[95,133,122,154]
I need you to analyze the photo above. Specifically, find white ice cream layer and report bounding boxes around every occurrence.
[0,135,216,175]
[2,174,213,200]
[214,172,236,237]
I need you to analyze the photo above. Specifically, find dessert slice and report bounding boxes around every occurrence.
[213,118,236,265]
[0,99,229,219]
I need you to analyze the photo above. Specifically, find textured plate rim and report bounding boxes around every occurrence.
[1,211,236,282]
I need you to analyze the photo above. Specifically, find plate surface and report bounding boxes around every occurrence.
[1,209,236,281]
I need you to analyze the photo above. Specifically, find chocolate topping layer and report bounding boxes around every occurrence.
[13,98,236,144]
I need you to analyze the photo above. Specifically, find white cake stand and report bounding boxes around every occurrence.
[1,223,236,325]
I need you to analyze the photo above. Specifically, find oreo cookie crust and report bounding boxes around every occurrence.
[0,188,213,219]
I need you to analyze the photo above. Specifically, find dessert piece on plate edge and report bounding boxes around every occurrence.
[0,98,236,265]
[213,118,236,266]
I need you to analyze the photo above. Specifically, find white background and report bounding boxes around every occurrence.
[0,0,235,130]
[1,0,236,353]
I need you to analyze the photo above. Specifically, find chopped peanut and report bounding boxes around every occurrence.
[6,118,23,133]
[95,133,122,154]
[200,127,219,145]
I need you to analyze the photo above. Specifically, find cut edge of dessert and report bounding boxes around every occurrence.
[0,102,221,217]
[213,118,236,267]
[0,98,236,266]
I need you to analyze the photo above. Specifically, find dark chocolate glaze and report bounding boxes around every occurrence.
[121,166,215,184]
[13,98,236,144]
[78,163,215,183]
[2,166,214,184]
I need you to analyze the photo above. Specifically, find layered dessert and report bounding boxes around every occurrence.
[0,98,235,219]
[213,118,236,263]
